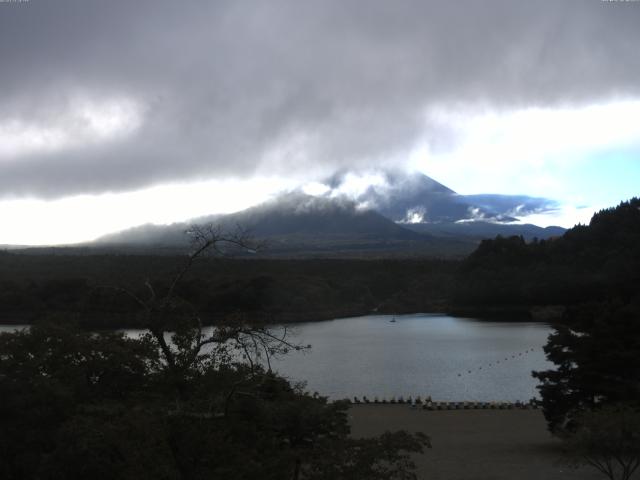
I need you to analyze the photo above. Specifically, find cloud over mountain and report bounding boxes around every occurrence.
[309,170,559,224]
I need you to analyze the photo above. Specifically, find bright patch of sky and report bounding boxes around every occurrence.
[0,177,296,245]
[301,182,331,196]
[408,100,640,226]
[328,172,389,198]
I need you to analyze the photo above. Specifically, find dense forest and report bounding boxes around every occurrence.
[453,198,640,317]
[0,254,456,328]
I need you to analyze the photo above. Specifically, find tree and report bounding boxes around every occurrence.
[532,299,640,433]
[562,405,640,480]
[101,224,299,394]
[0,224,430,479]
[0,321,161,479]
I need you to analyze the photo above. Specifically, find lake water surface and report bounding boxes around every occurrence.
[269,314,552,402]
[0,314,553,402]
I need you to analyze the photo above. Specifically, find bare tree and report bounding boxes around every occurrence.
[103,223,306,401]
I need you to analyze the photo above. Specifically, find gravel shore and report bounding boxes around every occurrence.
[349,405,603,480]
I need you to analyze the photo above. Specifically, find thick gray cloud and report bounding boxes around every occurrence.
[1,0,639,198]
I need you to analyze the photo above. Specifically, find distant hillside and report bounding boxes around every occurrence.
[93,192,478,257]
[453,198,640,312]
[96,221,209,246]
[404,222,565,241]
[97,194,417,245]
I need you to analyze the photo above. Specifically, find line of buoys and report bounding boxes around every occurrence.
[455,347,539,378]
[348,397,539,410]
[421,400,538,411]
[352,395,433,405]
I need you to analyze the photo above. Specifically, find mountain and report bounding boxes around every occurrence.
[98,193,418,245]
[334,169,560,224]
[221,192,417,238]
[95,192,477,257]
[96,220,217,246]
[92,171,564,257]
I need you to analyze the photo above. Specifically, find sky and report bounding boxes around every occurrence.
[0,0,639,245]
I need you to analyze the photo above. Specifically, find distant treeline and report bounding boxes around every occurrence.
[453,198,640,311]
[0,254,456,328]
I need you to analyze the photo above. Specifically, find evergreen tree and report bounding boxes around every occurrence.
[533,298,640,432]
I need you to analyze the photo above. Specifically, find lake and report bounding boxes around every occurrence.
[268,314,552,402]
[0,314,553,402]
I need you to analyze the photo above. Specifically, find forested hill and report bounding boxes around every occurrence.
[453,198,640,309]
[0,254,456,328]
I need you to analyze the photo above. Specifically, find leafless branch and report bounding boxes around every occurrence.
[100,223,307,384]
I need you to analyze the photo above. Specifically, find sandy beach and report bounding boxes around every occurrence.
[349,405,603,480]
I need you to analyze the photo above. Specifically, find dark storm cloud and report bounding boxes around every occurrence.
[1,0,639,198]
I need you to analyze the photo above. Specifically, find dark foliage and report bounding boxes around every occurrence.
[0,322,428,480]
[517,199,640,432]
[533,297,640,431]
[532,298,640,432]
[0,226,430,479]
[0,256,456,328]
[561,405,640,480]
[454,198,640,310]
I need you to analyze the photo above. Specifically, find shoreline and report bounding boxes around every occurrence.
[0,305,564,329]
[348,398,539,410]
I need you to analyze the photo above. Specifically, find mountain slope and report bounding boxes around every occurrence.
[93,171,564,257]
[221,192,420,239]
[336,170,559,224]
[97,193,420,245]
[93,192,476,257]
